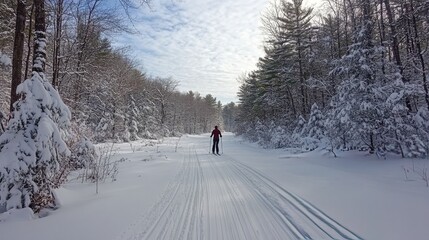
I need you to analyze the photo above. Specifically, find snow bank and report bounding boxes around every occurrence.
[0,208,34,222]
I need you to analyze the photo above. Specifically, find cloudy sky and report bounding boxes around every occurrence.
[113,0,321,104]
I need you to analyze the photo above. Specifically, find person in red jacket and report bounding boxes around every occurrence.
[210,126,222,154]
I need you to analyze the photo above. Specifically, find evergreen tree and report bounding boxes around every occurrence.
[300,103,325,150]
[276,0,314,115]
[126,96,140,141]
[328,0,380,153]
[301,103,325,139]
[222,102,238,132]
[0,0,71,212]
[236,72,262,136]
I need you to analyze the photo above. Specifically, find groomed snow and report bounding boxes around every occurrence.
[1,133,428,239]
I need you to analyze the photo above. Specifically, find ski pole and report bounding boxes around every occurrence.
[221,137,223,154]
[209,137,211,154]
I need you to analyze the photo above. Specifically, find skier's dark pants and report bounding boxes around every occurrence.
[212,139,220,154]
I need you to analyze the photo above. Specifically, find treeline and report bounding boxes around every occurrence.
[0,0,224,141]
[236,0,429,157]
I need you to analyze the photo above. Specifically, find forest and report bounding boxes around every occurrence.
[236,0,429,158]
[1,0,429,217]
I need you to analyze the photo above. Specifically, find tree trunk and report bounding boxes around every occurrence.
[409,0,429,111]
[378,0,386,76]
[287,88,297,117]
[33,0,46,74]
[73,0,100,109]
[295,5,307,115]
[362,0,374,85]
[52,0,64,88]
[346,0,357,37]
[10,0,27,112]
[384,0,413,112]
[24,3,34,80]
[343,0,350,48]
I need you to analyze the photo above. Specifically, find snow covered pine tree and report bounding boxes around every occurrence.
[0,0,71,214]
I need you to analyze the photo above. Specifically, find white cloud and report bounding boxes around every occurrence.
[113,0,269,104]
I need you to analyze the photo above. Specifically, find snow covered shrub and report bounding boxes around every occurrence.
[139,103,158,139]
[324,105,353,151]
[125,97,141,141]
[141,129,157,140]
[114,113,127,142]
[240,119,261,142]
[300,137,321,151]
[73,138,96,170]
[255,120,271,147]
[127,118,138,141]
[61,122,97,186]
[270,125,291,148]
[300,104,326,151]
[159,126,171,138]
[301,104,325,139]
[52,120,96,184]
[293,115,306,136]
[0,71,71,213]
[80,144,119,193]
[94,113,114,142]
[401,135,426,158]
[387,108,429,158]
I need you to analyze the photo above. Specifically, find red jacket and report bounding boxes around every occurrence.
[211,128,222,140]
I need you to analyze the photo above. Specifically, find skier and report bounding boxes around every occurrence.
[210,125,222,154]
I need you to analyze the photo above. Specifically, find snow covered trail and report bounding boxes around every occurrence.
[119,135,361,240]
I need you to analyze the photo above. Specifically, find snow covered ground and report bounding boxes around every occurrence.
[1,133,428,239]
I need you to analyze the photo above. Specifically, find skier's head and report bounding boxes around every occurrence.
[214,126,218,129]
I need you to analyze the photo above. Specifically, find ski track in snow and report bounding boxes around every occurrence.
[118,139,362,240]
